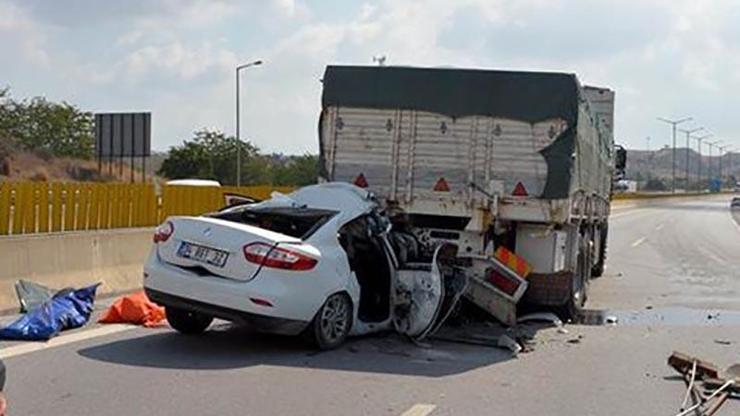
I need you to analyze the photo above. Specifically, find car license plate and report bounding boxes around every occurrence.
[177,242,229,267]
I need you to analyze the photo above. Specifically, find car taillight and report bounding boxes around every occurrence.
[487,268,522,297]
[243,242,318,271]
[153,221,174,243]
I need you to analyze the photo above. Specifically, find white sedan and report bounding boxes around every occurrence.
[144,183,462,349]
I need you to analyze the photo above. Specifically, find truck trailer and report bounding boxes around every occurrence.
[319,65,625,318]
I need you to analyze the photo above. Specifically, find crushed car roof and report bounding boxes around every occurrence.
[250,182,377,223]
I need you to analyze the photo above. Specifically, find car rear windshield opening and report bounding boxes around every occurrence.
[211,206,337,239]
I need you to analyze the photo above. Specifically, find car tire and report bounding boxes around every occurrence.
[308,293,352,350]
[166,306,213,335]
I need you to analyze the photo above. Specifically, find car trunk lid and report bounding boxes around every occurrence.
[157,216,303,281]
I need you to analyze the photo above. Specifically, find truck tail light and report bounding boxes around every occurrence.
[243,242,318,271]
[487,268,522,297]
[153,221,174,243]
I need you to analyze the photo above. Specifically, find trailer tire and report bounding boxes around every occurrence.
[591,224,608,278]
[559,238,590,321]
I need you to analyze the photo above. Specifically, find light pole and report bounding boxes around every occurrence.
[691,133,712,190]
[678,127,703,190]
[707,140,723,182]
[658,117,692,193]
[718,144,729,188]
[235,59,263,187]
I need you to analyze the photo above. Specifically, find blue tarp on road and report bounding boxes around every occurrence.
[0,284,100,341]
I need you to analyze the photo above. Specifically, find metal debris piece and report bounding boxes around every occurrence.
[517,312,563,327]
[566,335,583,344]
[714,339,732,346]
[497,334,522,355]
[668,352,739,416]
[604,315,618,325]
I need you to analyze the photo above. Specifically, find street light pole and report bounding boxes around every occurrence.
[717,145,728,188]
[679,127,702,190]
[691,133,712,190]
[707,140,723,183]
[235,59,263,187]
[658,117,692,193]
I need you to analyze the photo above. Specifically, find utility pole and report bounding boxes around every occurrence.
[707,140,723,183]
[679,127,703,190]
[658,117,692,193]
[718,145,729,188]
[235,59,263,187]
[691,133,712,191]
[645,136,651,151]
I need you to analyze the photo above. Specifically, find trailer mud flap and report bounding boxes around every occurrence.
[521,271,573,306]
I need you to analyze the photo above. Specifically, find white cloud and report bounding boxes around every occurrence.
[4,0,740,154]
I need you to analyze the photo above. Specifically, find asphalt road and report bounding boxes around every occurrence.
[3,195,740,415]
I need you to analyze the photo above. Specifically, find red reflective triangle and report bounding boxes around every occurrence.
[512,181,528,197]
[433,177,450,192]
[353,173,368,188]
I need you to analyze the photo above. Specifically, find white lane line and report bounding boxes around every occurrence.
[631,236,647,248]
[401,404,437,416]
[0,324,136,360]
[610,209,651,219]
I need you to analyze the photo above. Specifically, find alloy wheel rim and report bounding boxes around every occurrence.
[320,296,348,343]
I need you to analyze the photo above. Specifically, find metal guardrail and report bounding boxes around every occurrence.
[0,181,294,236]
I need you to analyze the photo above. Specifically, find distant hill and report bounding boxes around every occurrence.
[626,147,739,184]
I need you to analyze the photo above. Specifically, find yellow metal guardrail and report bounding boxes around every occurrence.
[0,181,294,236]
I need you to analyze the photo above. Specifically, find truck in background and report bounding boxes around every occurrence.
[319,65,626,318]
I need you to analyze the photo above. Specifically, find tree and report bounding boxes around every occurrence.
[270,154,319,186]
[644,178,667,191]
[0,89,94,159]
[158,129,267,185]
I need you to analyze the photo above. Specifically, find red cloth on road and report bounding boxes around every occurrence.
[98,291,165,327]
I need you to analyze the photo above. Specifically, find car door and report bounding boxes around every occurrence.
[389,242,461,341]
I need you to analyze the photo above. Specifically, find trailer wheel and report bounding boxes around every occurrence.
[591,224,608,278]
[559,237,591,321]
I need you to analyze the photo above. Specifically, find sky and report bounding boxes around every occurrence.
[2,0,740,155]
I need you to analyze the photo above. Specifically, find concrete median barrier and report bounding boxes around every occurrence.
[0,228,152,313]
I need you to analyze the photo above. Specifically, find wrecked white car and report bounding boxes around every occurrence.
[144,182,466,349]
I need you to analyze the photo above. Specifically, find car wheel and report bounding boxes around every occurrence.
[166,306,213,335]
[308,293,352,350]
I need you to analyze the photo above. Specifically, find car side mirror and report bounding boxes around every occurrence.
[615,146,627,171]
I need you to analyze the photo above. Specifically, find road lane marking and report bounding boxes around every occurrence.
[0,324,136,360]
[631,237,647,248]
[401,404,436,416]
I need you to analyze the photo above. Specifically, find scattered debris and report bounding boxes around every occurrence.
[98,291,166,327]
[714,339,732,346]
[667,351,739,416]
[646,305,653,310]
[497,334,522,356]
[567,335,583,344]
[0,284,100,341]
[604,315,618,325]
[557,327,569,334]
[517,312,563,327]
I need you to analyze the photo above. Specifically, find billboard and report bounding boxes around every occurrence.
[95,113,151,158]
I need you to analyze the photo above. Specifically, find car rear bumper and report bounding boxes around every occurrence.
[146,288,308,336]
[143,251,316,335]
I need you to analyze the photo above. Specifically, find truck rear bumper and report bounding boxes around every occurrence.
[522,271,573,306]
